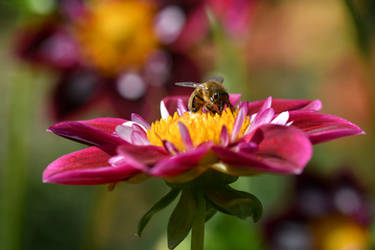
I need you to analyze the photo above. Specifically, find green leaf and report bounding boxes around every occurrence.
[205,202,217,222]
[137,189,180,237]
[167,189,196,249]
[205,185,263,222]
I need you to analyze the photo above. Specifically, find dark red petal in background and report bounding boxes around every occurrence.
[52,69,104,121]
[15,21,80,70]
[165,52,202,96]
[57,0,87,21]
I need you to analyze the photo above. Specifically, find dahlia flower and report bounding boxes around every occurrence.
[15,0,254,121]
[43,94,363,249]
[263,170,372,250]
[15,0,203,120]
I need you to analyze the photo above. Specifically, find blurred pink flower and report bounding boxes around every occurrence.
[43,94,363,185]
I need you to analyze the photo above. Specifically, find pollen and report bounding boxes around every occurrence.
[74,0,159,75]
[147,109,250,152]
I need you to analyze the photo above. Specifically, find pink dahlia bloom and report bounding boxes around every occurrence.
[43,94,363,185]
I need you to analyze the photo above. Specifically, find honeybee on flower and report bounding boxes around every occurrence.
[175,77,233,114]
[43,92,363,249]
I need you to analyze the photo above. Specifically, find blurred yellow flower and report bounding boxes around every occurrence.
[76,0,158,74]
[312,216,370,250]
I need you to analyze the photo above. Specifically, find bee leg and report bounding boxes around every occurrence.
[228,103,234,112]
[205,104,217,114]
[190,95,204,112]
[223,100,234,112]
[191,105,200,112]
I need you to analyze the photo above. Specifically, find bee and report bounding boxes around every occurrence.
[175,77,232,114]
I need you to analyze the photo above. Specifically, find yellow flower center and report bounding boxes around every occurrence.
[312,216,370,250]
[75,0,159,75]
[147,109,250,152]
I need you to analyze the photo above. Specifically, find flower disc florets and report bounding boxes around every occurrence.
[147,108,250,152]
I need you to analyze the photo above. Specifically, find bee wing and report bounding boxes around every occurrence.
[208,76,224,84]
[174,82,200,88]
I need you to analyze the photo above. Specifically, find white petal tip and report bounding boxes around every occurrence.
[160,101,169,119]
[271,111,290,125]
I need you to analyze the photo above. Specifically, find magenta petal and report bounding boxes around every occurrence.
[213,125,312,174]
[115,125,132,142]
[178,122,193,150]
[150,142,213,177]
[48,120,125,155]
[237,142,258,154]
[229,94,242,106]
[79,118,126,134]
[43,147,139,185]
[258,96,272,114]
[163,140,179,154]
[130,131,151,145]
[109,153,148,173]
[248,99,322,115]
[231,102,247,142]
[117,144,169,165]
[162,96,189,115]
[289,111,364,144]
[256,125,312,172]
[177,98,188,116]
[299,100,322,111]
[220,126,229,146]
[247,108,275,133]
[131,113,151,130]
[131,123,147,136]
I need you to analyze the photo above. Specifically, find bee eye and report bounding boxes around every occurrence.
[213,93,219,99]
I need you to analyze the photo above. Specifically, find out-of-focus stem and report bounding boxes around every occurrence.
[0,69,34,250]
[206,8,251,99]
[80,187,118,250]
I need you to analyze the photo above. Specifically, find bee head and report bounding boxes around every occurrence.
[209,88,230,111]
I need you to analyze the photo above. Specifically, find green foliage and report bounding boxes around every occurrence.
[205,185,262,222]
[167,189,196,249]
[137,189,180,237]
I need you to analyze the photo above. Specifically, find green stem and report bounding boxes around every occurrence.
[80,187,118,250]
[0,69,34,250]
[191,192,206,250]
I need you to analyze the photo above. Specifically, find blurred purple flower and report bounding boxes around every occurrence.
[43,94,363,185]
[264,169,372,250]
[15,0,212,120]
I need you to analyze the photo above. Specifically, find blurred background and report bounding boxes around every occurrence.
[0,0,374,249]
